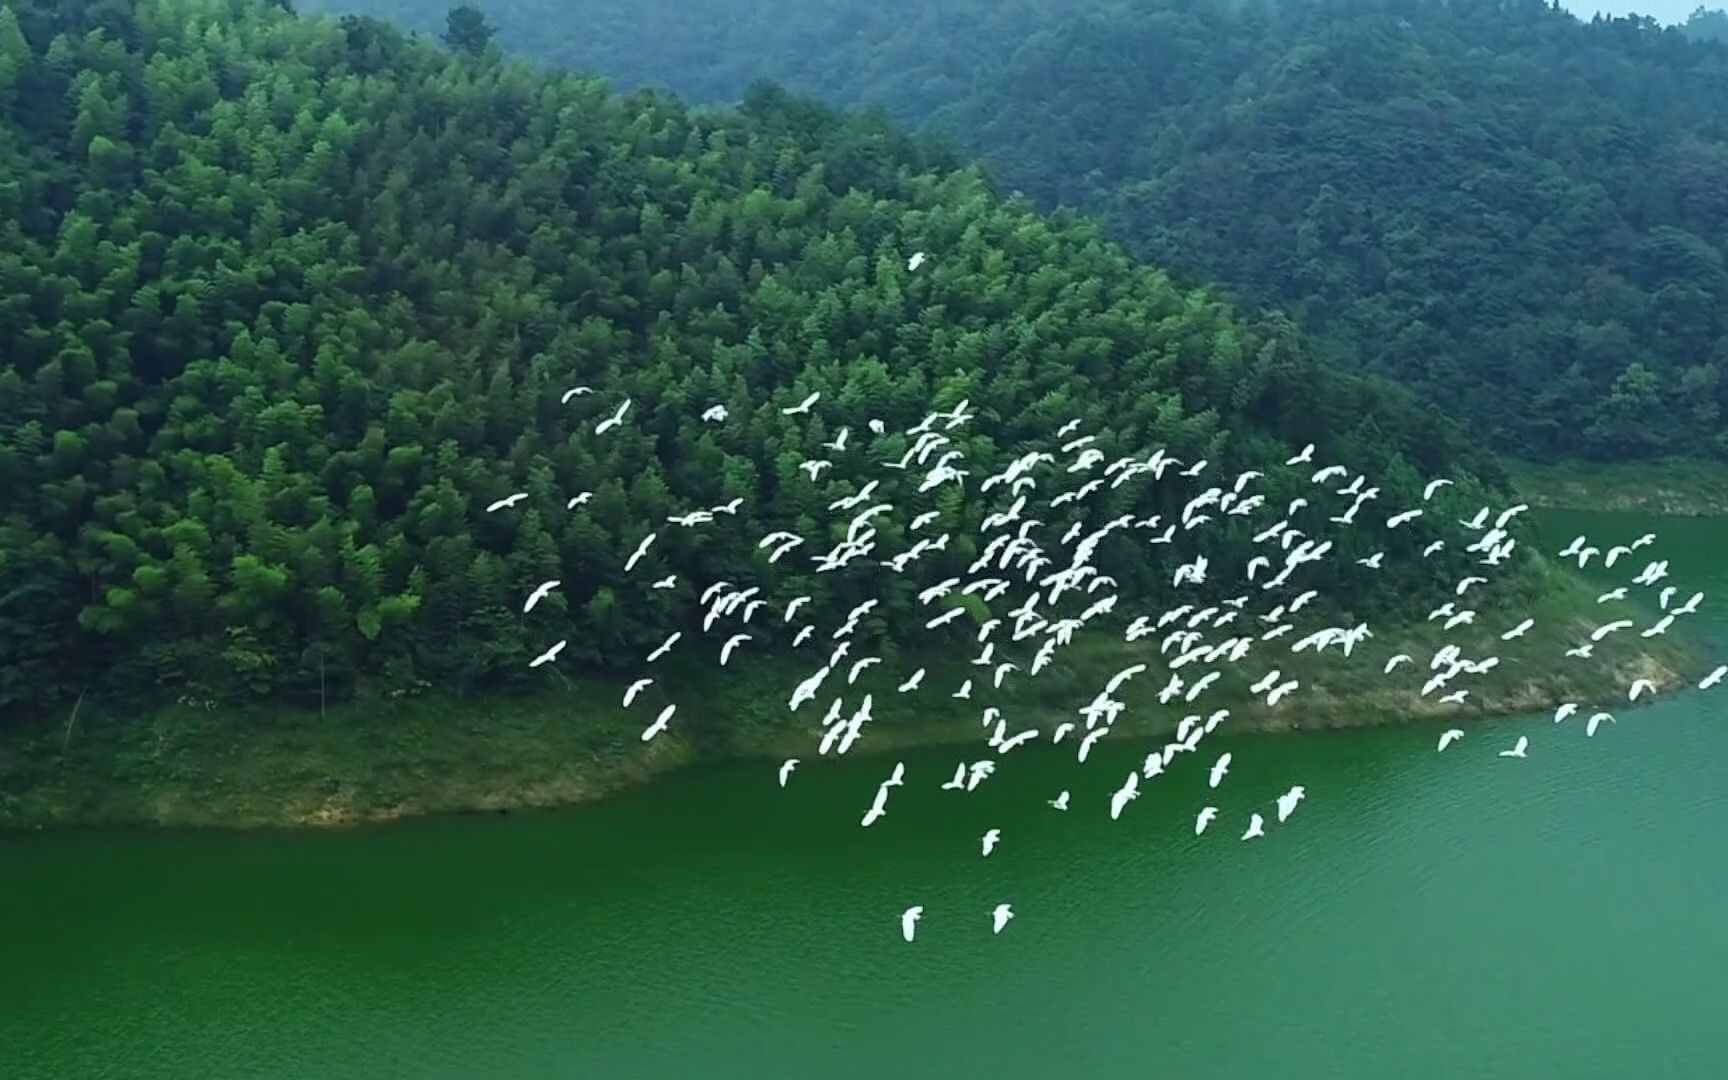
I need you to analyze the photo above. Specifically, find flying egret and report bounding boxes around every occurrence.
[901,906,923,942]
[1195,806,1218,835]
[622,678,652,707]
[486,492,528,513]
[1049,791,1070,811]
[594,398,631,434]
[523,580,560,613]
[1208,753,1231,789]
[624,533,657,573]
[1701,665,1727,690]
[1499,736,1529,759]
[560,385,593,403]
[981,829,1001,857]
[719,633,751,666]
[778,759,798,787]
[1437,729,1464,751]
[529,640,566,667]
[1242,814,1266,840]
[1109,772,1140,820]
[991,904,1014,934]
[641,703,676,742]
[646,631,680,663]
[1586,712,1614,737]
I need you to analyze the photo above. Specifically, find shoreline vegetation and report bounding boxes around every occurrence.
[0,574,1702,830]
[1507,459,1728,518]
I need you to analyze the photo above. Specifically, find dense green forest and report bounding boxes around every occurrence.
[305,0,1728,460]
[0,0,1520,717]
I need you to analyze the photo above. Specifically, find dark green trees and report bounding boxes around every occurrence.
[441,4,493,55]
[302,0,1728,460]
[0,0,1508,719]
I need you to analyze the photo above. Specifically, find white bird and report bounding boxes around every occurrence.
[1242,813,1266,840]
[1387,509,1423,528]
[781,391,821,416]
[1195,806,1218,835]
[898,668,926,693]
[594,398,631,434]
[529,640,566,667]
[560,385,593,403]
[901,905,923,942]
[981,829,1001,857]
[1597,587,1628,604]
[652,575,676,590]
[1049,791,1070,811]
[1285,443,1315,466]
[1629,678,1656,702]
[622,678,652,708]
[641,703,675,742]
[777,759,798,787]
[700,404,727,423]
[1586,712,1615,737]
[1208,753,1231,789]
[991,903,1014,934]
[1499,736,1529,759]
[907,251,927,271]
[1701,665,1727,690]
[1554,702,1579,723]
[1455,576,1487,596]
[860,786,892,827]
[1384,654,1413,674]
[523,580,560,613]
[719,633,751,666]
[1109,772,1140,820]
[1275,785,1305,823]
[647,631,680,663]
[486,492,528,513]
[1591,620,1634,642]
[1437,728,1464,751]
[1501,618,1534,641]
[624,533,657,573]
[1423,478,1454,500]
[566,492,593,510]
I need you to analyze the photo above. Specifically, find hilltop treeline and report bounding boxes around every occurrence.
[0,0,1506,716]
[323,0,1728,460]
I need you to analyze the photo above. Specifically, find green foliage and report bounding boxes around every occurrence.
[319,0,1728,459]
[0,0,1510,718]
[440,3,492,55]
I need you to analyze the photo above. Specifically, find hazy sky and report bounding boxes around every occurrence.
[1559,0,1702,24]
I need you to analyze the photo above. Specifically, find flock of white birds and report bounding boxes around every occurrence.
[485,258,1725,943]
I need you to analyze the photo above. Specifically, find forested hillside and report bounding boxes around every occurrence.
[0,0,1511,716]
[308,0,1728,460]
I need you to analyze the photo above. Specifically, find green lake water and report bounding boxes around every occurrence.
[3,510,1725,1079]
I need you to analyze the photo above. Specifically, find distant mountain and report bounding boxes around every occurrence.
[306,0,1728,461]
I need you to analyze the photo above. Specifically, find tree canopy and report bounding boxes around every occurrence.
[307,0,1728,460]
[0,0,1515,719]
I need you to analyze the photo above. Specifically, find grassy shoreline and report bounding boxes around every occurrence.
[0,576,1700,831]
[1506,458,1728,516]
